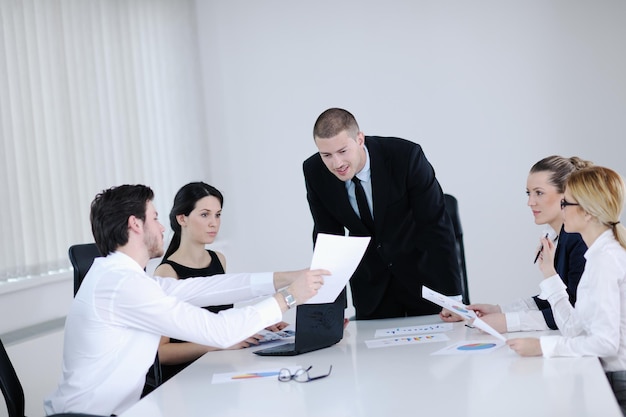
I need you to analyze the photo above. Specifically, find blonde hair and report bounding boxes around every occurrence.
[566,166,626,250]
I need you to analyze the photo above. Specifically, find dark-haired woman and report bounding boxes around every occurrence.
[154,182,285,382]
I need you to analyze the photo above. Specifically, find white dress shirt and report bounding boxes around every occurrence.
[501,298,550,332]
[44,251,282,416]
[538,230,626,372]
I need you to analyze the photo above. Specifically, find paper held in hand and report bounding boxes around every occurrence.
[421,286,506,341]
[305,234,370,304]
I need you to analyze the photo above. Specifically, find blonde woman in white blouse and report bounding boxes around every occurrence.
[507,166,626,415]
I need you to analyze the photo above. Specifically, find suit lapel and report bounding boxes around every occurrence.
[554,226,564,266]
[367,138,390,234]
[315,161,367,233]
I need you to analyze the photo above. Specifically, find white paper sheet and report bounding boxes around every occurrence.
[305,234,370,304]
[421,286,506,341]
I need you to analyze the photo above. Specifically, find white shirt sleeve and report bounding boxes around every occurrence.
[500,297,539,313]
[499,296,549,331]
[155,271,275,306]
[539,264,622,359]
[505,310,550,332]
[99,271,282,350]
[537,274,579,336]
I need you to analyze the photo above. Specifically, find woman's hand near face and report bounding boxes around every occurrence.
[537,236,558,278]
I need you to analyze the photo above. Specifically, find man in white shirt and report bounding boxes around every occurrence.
[44,184,328,416]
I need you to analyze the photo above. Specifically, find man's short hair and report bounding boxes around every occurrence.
[313,108,360,139]
[90,184,154,255]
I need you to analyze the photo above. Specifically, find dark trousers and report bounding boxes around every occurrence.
[354,280,440,320]
[607,370,626,416]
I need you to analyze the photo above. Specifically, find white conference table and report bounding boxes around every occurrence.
[120,314,622,417]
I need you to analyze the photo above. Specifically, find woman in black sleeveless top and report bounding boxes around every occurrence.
[157,250,233,382]
[153,182,286,383]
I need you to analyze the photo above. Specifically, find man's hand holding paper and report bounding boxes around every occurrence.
[305,234,370,304]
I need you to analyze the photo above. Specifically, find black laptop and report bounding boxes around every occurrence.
[253,291,345,356]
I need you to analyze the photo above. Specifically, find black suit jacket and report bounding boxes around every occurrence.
[303,136,462,319]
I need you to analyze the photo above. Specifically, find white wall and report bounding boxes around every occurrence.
[3,2,626,416]
[194,0,626,305]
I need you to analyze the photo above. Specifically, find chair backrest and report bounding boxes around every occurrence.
[68,243,102,296]
[444,194,470,304]
[0,338,25,417]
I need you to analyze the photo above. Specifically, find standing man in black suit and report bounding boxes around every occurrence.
[303,108,463,320]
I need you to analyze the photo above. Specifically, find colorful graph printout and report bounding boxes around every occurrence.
[212,366,299,384]
[374,323,453,338]
[231,371,280,380]
[431,340,505,355]
[365,333,449,349]
[457,342,497,351]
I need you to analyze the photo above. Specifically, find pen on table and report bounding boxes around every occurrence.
[533,233,549,264]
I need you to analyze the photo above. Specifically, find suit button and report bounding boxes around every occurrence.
[376,244,382,249]
[388,263,393,268]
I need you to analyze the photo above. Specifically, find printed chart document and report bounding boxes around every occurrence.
[374,323,453,338]
[421,286,506,341]
[365,333,449,349]
[305,234,370,304]
[212,366,299,384]
[432,340,505,356]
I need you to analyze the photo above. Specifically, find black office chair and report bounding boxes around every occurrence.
[0,338,106,417]
[68,243,102,296]
[67,244,162,396]
[444,194,470,304]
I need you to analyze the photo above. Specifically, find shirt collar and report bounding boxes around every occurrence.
[109,250,148,274]
[354,145,371,183]
[584,229,614,260]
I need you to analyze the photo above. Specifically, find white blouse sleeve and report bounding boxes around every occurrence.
[540,260,622,358]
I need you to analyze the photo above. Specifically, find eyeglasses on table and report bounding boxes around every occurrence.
[278,365,333,383]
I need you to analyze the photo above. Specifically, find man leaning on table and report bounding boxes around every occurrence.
[44,184,328,416]
[303,107,463,320]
